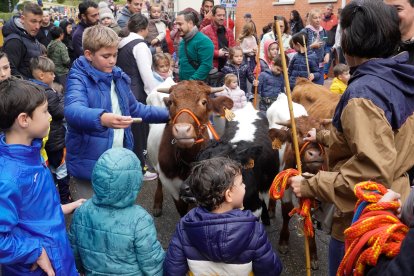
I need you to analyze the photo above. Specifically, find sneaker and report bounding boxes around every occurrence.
[144,171,158,181]
[324,74,328,80]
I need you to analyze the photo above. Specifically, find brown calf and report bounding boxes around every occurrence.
[268,116,330,270]
[292,77,341,119]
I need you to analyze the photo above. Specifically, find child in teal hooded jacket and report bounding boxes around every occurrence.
[69,148,165,275]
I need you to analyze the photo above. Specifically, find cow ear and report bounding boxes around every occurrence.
[209,96,234,116]
[163,97,172,108]
[268,128,291,149]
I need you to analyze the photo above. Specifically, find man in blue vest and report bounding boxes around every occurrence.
[2,2,43,79]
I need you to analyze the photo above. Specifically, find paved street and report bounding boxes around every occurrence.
[137,179,330,276]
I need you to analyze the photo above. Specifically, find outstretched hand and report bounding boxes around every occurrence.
[61,198,87,215]
[101,113,133,129]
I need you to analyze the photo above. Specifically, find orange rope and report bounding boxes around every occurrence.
[337,181,408,276]
[269,168,314,237]
[172,108,220,143]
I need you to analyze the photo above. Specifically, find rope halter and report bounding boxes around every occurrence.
[172,108,220,144]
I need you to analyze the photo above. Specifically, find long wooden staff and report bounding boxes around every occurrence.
[303,36,311,77]
[275,18,311,276]
[253,42,260,109]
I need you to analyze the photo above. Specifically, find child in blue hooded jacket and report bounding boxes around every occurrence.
[164,157,282,276]
[69,148,165,275]
[258,57,285,112]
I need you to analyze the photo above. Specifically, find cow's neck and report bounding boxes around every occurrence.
[159,125,208,179]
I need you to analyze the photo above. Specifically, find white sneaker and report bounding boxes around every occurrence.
[144,171,158,181]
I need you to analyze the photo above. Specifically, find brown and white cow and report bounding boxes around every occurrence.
[292,77,341,119]
[148,81,233,217]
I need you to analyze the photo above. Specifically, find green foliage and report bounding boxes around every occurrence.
[0,0,19,13]
[56,0,65,4]
[0,12,14,21]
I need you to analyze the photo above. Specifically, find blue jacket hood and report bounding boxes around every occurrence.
[72,56,131,86]
[349,52,414,97]
[183,207,258,262]
[333,52,414,131]
[91,148,143,208]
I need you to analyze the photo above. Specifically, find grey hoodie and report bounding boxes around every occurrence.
[116,6,133,28]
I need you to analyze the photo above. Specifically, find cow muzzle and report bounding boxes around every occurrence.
[172,123,196,148]
[302,148,324,173]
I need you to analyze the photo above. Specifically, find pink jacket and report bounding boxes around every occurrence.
[216,86,247,110]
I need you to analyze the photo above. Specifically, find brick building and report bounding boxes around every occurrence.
[232,0,349,38]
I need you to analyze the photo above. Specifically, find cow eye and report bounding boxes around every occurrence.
[201,99,207,106]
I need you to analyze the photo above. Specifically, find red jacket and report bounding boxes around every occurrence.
[200,17,234,30]
[321,14,338,31]
[201,23,236,69]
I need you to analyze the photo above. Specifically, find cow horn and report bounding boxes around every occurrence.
[210,87,225,94]
[277,121,292,128]
[321,119,332,125]
[157,87,171,93]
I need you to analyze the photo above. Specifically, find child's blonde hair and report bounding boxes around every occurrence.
[224,73,238,86]
[153,53,171,69]
[82,25,119,53]
[150,3,162,12]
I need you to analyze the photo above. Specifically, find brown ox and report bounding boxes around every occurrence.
[268,115,330,270]
[292,77,341,119]
[152,81,233,216]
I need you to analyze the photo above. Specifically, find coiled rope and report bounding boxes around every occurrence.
[337,181,408,276]
[269,168,314,237]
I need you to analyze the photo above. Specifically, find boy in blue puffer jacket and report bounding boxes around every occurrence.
[64,25,170,200]
[164,157,282,276]
[0,78,79,275]
[258,57,285,112]
[288,32,321,90]
[69,148,165,275]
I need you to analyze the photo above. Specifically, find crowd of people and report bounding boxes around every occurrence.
[0,0,414,275]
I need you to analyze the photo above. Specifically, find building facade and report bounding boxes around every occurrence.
[233,0,348,37]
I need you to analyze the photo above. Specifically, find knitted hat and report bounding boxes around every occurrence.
[100,7,114,21]
[98,1,109,9]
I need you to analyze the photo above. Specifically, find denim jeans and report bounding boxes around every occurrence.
[324,45,333,74]
[315,67,325,85]
[329,237,345,276]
